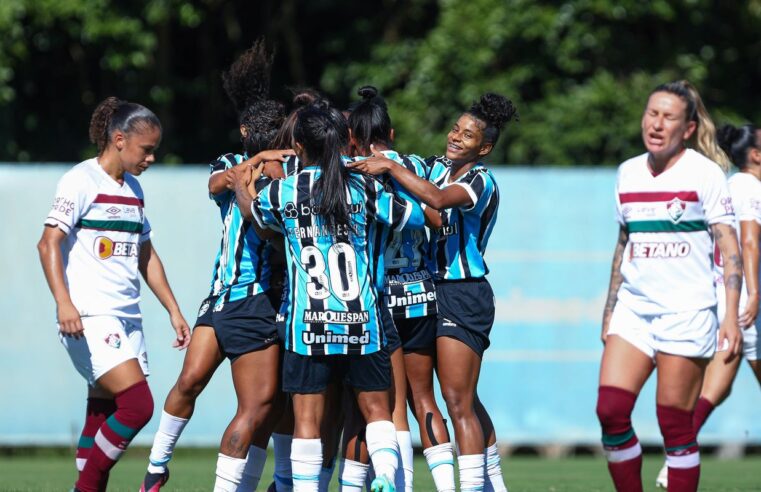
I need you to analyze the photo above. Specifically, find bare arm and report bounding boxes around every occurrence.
[37,226,84,338]
[138,240,191,349]
[601,226,629,344]
[226,162,277,240]
[423,204,443,228]
[713,222,743,361]
[208,149,295,196]
[738,220,760,327]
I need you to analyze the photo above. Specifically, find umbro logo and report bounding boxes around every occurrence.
[105,206,121,215]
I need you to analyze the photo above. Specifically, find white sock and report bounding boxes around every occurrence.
[147,411,189,474]
[239,445,267,490]
[214,453,247,492]
[423,443,456,492]
[396,431,414,492]
[458,454,485,492]
[318,460,336,492]
[365,420,400,483]
[338,458,369,491]
[273,433,294,491]
[291,438,322,492]
[483,444,507,492]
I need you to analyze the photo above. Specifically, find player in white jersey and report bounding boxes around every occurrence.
[597,80,743,492]
[652,123,761,489]
[37,97,190,492]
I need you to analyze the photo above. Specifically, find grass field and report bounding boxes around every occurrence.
[0,448,759,491]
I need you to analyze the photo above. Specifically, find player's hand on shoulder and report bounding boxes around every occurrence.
[226,163,252,189]
[57,301,84,339]
[263,160,286,180]
[255,149,295,163]
[169,310,191,350]
[348,145,393,175]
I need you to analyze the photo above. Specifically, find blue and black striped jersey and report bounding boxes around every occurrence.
[427,157,500,280]
[251,166,425,356]
[209,153,272,303]
[361,151,437,319]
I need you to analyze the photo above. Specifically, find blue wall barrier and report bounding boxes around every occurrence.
[1,164,759,446]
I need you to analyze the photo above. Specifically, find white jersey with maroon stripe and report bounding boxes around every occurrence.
[713,172,761,313]
[45,158,152,319]
[615,149,734,315]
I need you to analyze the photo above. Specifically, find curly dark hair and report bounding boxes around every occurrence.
[467,93,519,145]
[88,96,161,154]
[222,37,275,113]
[240,99,286,156]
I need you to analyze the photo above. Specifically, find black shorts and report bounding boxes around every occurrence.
[380,303,402,353]
[282,349,390,394]
[212,293,278,361]
[435,278,495,357]
[395,315,437,352]
[193,295,218,328]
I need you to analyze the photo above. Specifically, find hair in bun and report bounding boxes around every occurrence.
[467,93,518,144]
[717,123,758,168]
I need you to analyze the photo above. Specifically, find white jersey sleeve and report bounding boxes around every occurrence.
[701,164,734,226]
[45,171,92,234]
[729,173,761,224]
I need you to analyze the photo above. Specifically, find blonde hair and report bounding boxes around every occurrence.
[651,80,732,173]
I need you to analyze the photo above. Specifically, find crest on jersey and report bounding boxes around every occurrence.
[666,198,686,223]
[104,333,121,349]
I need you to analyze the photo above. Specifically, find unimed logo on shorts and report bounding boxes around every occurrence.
[630,241,690,259]
[302,330,370,345]
[94,236,138,260]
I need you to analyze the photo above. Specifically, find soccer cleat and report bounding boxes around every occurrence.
[139,468,170,492]
[655,462,668,489]
[370,475,396,492]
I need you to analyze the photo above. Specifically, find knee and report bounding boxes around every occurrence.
[116,380,154,428]
[176,370,207,399]
[441,388,473,420]
[596,386,636,431]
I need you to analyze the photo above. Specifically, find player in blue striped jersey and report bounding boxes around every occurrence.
[141,41,294,492]
[231,100,424,492]
[343,85,451,492]
[350,93,518,492]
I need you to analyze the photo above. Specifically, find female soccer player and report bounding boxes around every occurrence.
[139,41,293,492]
[230,100,425,492]
[38,97,190,492]
[655,122,761,488]
[598,80,743,492]
[350,93,516,492]
[341,85,453,492]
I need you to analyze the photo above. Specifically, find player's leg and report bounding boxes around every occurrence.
[598,302,657,492]
[76,385,116,481]
[142,324,223,490]
[340,391,371,492]
[691,352,742,433]
[318,382,344,491]
[405,348,454,492]
[349,349,398,491]
[388,346,413,492]
[79,359,153,492]
[62,316,154,492]
[292,391,327,492]
[436,336,485,492]
[270,397,295,492]
[214,343,280,491]
[655,353,708,492]
[475,395,507,492]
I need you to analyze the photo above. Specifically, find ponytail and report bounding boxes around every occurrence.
[89,97,122,154]
[651,80,732,172]
[293,101,357,236]
[88,96,161,155]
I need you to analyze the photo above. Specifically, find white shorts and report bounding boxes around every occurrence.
[716,283,760,361]
[608,302,717,359]
[59,316,149,386]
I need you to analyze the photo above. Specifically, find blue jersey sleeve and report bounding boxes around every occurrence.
[456,169,497,213]
[365,177,424,231]
[251,179,283,231]
[209,153,239,204]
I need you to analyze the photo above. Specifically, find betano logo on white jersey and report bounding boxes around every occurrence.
[44,158,151,319]
[615,149,734,315]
